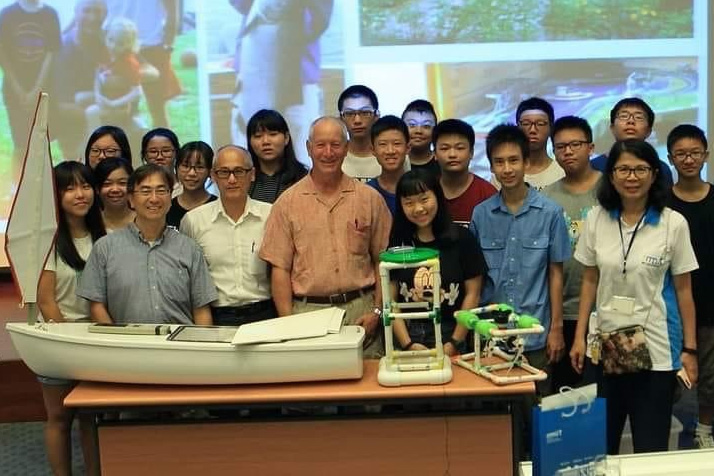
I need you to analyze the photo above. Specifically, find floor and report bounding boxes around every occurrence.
[0,421,84,476]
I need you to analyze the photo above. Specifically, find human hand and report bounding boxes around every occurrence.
[570,337,587,374]
[547,327,565,364]
[355,311,379,336]
[443,341,458,357]
[681,352,698,387]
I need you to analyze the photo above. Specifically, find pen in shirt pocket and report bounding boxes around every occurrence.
[251,241,255,253]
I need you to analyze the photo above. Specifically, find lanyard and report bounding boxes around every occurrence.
[618,212,646,277]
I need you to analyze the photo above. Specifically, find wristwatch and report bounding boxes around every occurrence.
[372,308,382,318]
[682,347,698,356]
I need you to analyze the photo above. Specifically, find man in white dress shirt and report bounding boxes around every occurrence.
[180,145,275,325]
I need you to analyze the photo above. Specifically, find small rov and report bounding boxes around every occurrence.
[454,304,548,385]
[377,247,452,387]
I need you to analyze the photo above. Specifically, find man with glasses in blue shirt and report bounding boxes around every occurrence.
[590,97,673,186]
[338,84,381,181]
[78,164,217,325]
[181,145,275,325]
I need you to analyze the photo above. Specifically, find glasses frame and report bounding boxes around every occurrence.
[671,150,707,161]
[89,147,121,158]
[340,109,377,120]
[615,112,647,123]
[146,148,177,158]
[178,163,208,174]
[213,167,253,179]
[518,120,549,129]
[554,140,590,153]
[612,165,652,179]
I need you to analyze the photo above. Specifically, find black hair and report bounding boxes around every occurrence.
[390,170,458,247]
[609,97,655,128]
[84,125,132,166]
[141,128,180,162]
[516,97,554,125]
[53,161,106,271]
[93,157,134,203]
[432,119,475,150]
[176,141,214,172]
[370,115,410,144]
[485,124,529,165]
[402,99,437,121]
[337,84,379,112]
[666,124,708,154]
[127,163,175,193]
[246,109,307,182]
[597,139,667,212]
[551,116,593,143]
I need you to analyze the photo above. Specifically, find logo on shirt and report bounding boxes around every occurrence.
[563,206,593,250]
[399,266,459,307]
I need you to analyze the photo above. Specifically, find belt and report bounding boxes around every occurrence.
[217,300,274,316]
[296,285,374,305]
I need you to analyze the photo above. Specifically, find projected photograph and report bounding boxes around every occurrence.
[200,0,340,164]
[360,0,694,46]
[433,57,699,175]
[0,0,199,230]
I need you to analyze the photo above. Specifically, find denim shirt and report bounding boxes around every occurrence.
[470,187,571,351]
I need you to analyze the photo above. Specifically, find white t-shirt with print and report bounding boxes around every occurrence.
[575,206,698,371]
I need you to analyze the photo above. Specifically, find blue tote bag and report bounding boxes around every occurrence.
[532,391,607,476]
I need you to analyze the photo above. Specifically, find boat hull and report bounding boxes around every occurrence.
[6,323,365,385]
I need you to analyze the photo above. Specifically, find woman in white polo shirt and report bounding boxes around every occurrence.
[570,139,699,454]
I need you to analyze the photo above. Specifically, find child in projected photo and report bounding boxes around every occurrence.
[85,17,148,136]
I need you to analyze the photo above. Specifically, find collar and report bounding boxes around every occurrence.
[128,221,170,246]
[491,186,543,215]
[608,206,661,226]
[212,196,265,224]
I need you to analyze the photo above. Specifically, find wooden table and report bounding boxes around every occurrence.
[66,361,534,476]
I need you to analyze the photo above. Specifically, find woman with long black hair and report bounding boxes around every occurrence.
[246,109,307,203]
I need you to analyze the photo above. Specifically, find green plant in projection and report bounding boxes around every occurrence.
[360,0,692,44]
[0,30,199,172]
[543,0,693,40]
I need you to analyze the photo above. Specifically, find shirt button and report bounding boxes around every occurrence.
[511,237,515,241]
[154,306,159,310]
[533,241,537,245]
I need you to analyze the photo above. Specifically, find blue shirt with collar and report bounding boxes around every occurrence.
[469,187,571,351]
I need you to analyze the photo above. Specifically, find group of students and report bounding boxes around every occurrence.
[33,85,713,474]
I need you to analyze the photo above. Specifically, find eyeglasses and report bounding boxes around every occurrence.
[89,147,120,158]
[341,109,376,120]
[554,140,590,153]
[213,167,253,179]
[519,120,549,129]
[613,165,652,179]
[615,112,647,123]
[671,150,707,161]
[178,163,208,173]
[146,148,176,158]
[133,186,171,197]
